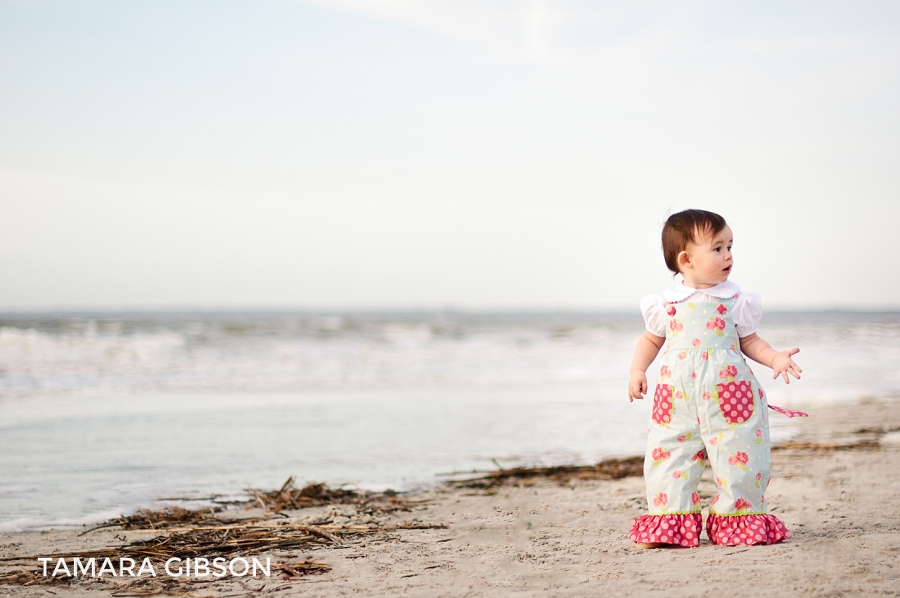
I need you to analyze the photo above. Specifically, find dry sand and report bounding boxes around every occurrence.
[2,397,899,597]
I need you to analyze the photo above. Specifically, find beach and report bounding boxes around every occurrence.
[5,2,900,595]
[3,397,898,597]
[4,310,898,532]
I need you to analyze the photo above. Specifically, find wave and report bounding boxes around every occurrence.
[0,313,638,397]
[1,311,899,401]
[0,509,124,533]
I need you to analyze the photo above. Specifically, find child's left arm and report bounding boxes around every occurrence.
[739,333,802,384]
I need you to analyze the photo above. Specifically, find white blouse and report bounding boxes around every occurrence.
[640,281,762,339]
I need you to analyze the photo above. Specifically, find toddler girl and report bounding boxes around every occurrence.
[627,209,807,548]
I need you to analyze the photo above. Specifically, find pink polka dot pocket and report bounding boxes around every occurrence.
[652,384,674,425]
[716,381,754,425]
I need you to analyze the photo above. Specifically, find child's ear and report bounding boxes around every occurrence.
[677,250,691,271]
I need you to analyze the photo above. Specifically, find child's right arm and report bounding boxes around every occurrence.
[628,331,665,402]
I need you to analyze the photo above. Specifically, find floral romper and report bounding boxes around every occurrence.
[629,292,805,547]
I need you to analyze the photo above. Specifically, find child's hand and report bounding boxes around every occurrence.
[628,371,648,402]
[771,348,802,384]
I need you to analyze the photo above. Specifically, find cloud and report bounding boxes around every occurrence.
[299,0,899,74]
[300,0,566,63]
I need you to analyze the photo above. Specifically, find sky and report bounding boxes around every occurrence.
[1,0,899,311]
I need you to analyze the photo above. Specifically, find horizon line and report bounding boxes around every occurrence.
[1,304,899,316]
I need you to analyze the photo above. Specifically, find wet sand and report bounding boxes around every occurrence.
[2,398,899,597]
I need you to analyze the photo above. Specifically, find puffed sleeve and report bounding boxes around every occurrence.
[640,294,667,337]
[732,292,762,337]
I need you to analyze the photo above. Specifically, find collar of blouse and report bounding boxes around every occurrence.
[663,280,740,303]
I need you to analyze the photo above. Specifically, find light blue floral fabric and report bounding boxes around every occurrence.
[643,296,771,517]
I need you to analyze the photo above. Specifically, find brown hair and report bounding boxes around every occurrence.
[661,209,727,274]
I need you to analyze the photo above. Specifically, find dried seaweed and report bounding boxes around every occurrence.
[773,440,880,451]
[81,507,231,536]
[0,479,444,592]
[0,520,446,591]
[117,507,224,529]
[2,522,445,568]
[248,477,420,514]
[450,435,888,491]
[0,559,331,595]
[450,456,645,489]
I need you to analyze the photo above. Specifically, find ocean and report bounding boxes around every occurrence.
[1,310,898,531]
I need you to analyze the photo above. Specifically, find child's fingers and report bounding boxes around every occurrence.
[788,347,800,356]
[628,377,647,401]
[792,362,803,374]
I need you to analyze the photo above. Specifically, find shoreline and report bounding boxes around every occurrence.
[2,397,899,597]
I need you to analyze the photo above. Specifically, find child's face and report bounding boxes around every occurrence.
[679,225,733,288]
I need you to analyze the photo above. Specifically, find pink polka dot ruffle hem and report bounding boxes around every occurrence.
[629,513,702,547]
[706,513,792,546]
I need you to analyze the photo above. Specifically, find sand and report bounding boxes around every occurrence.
[2,397,899,597]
